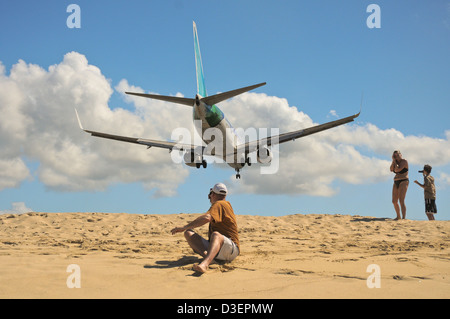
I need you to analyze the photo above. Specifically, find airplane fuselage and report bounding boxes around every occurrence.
[193,95,244,169]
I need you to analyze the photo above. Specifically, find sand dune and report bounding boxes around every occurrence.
[0,212,449,298]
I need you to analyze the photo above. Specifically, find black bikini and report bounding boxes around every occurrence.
[394,178,409,188]
[394,167,409,188]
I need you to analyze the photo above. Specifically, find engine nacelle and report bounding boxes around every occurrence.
[183,151,202,167]
[257,146,273,164]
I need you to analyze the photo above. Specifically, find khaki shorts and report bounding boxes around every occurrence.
[202,235,239,262]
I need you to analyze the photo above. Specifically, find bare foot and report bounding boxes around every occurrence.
[193,263,207,274]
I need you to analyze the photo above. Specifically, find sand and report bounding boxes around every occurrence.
[0,212,449,299]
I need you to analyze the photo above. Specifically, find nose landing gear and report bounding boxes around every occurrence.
[235,155,251,179]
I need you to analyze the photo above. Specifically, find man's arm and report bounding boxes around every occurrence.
[170,213,212,235]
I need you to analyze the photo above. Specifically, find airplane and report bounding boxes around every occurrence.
[75,21,360,179]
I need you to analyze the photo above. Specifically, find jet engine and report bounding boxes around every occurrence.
[256,146,273,164]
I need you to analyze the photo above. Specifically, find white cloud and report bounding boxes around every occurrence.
[1,52,449,198]
[327,109,338,118]
[0,202,33,215]
[220,92,450,196]
[437,172,450,189]
[0,158,30,190]
[0,52,189,196]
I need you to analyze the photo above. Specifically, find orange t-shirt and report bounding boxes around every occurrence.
[207,200,240,251]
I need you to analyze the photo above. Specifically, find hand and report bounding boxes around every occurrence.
[170,227,185,235]
[414,180,419,185]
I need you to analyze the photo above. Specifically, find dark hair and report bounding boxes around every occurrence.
[213,193,226,200]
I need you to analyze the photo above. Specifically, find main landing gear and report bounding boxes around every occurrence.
[195,160,207,169]
[235,169,241,179]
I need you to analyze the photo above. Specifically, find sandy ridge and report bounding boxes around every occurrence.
[0,212,449,298]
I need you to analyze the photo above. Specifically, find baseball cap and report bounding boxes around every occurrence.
[418,164,432,173]
[211,183,228,195]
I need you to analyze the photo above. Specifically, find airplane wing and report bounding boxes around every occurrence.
[234,111,361,155]
[75,109,203,152]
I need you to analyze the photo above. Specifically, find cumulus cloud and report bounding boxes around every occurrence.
[0,52,449,198]
[220,93,450,196]
[0,52,189,196]
[327,109,338,119]
[0,158,30,189]
[437,172,450,189]
[0,202,33,215]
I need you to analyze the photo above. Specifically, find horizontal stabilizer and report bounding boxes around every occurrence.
[201,82,266,106]
[125,92,195,107]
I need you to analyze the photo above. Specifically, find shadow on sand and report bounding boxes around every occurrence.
[144,256,232,277]
[350,217,391,222]
[144,256,202,270]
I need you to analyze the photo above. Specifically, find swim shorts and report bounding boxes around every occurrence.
[425,198,437,214]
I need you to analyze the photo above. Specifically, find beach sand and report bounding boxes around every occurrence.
[0,212,449,298]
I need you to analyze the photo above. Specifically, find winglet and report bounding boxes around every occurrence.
[74,108,84,130]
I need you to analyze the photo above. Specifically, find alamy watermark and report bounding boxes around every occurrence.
[366,264,381,288]
[169,121,279,175]
[66,4,81,29]
[66,264,81,288]
[366,4,381,29]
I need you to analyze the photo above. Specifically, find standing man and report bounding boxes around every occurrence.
[171,183,240,273]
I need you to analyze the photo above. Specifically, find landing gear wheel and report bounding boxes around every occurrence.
[246,157,251,167]
[202,160,207,169]
[236,173,241,179]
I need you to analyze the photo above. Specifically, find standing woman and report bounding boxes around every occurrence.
[390,150,409,220]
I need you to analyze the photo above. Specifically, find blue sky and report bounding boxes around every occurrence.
[1,0,449,220]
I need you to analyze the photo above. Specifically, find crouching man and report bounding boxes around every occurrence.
[170,183,240,273]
